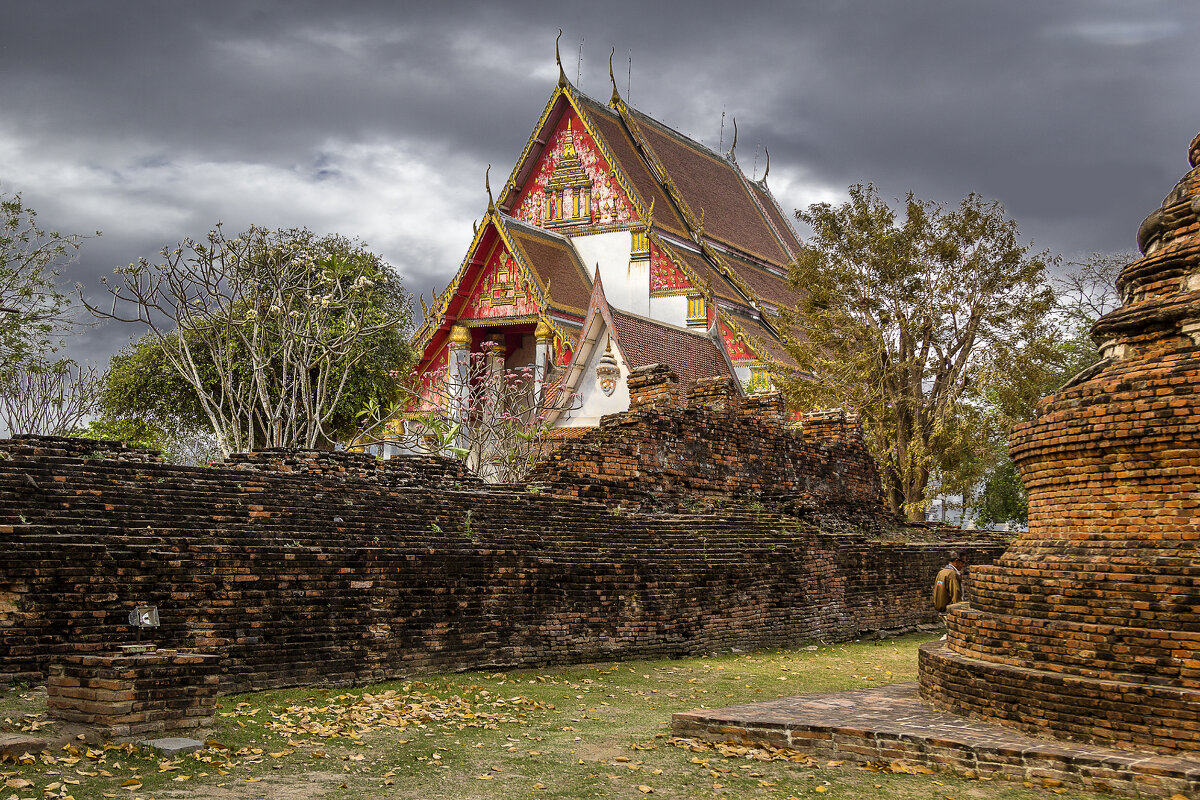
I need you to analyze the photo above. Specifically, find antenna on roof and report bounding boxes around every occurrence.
[627,50,632,104]
[555,30,567,87]
[753,144,760,180]
[577,38,584,85]
[719,106,726,151]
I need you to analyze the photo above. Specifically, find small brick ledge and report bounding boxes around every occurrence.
[671,681,1200,799]
[47,650,221,738]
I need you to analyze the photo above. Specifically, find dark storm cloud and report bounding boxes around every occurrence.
[2,0,1198,368]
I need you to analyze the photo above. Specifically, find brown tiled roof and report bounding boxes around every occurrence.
[628,109,790,266]
[504,218,593,315]
[574,95,691,238]
[610,309,733,389]
[748,180,804,257]
[719,253,795,310]
[727,312,797,367]
[664,243,745,305]
[548,425,595,440]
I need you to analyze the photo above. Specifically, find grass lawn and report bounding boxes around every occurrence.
[0,632,1114,800]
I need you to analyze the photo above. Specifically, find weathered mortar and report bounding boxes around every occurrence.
[0,374,1005,693]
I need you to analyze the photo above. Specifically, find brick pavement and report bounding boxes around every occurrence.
[672,678,1200,798]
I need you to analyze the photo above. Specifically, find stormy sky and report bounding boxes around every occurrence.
[2,0,1198,368]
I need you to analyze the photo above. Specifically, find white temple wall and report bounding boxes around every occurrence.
[648,295,688,328]
[560,329,631,428]
[569,231,650,317]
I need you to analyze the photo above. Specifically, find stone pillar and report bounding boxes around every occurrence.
[533,319,554,404]
[627,364,681,411]
[918,131,1200,755]
[446,325,471,427]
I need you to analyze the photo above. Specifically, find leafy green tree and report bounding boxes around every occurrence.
[967,250,1131,527]
[86,225,414,455]
[975,456,1028,528]
[0,189,92,378]
[780,184,1061,520]
[0,188,101,437]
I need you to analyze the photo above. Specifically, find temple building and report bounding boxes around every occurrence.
[411,49,802,431]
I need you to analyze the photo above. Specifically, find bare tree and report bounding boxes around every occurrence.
[356,342,580,483]
[84,225,408,456]
[0,360,98,436]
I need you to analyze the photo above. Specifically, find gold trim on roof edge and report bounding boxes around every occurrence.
[498,86,650,227]
[494,218,582,347]
[716,308,780,366]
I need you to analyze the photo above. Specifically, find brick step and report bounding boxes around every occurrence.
[919,639,1200,755]
[945,605,1200,686]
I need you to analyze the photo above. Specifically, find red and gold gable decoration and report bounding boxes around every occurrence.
[459,241,540,321]
[512,111,636,227]
[649,242,692,292]
[717,319,756,361]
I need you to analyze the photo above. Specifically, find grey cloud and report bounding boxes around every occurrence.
[2,0,1198,370]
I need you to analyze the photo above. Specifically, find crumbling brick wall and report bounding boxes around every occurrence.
[531,365,884,513]
[0,390,1003,693]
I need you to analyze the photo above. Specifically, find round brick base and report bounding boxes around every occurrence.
[919,638,1200,754]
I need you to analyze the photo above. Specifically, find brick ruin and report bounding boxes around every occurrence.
[531,365,885,514]
[919,131,1200,754]
[0,369,1006,693]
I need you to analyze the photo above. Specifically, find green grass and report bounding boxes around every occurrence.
[0,633,1113,799]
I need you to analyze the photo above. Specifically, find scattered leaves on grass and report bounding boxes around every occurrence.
[264,687,542,741]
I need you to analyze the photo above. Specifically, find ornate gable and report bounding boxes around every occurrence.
[716,317,759,363]
[511,109,637,228]
[648,239,693,294]
[459,238,540,321]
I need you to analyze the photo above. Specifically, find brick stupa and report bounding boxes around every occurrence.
[919,131,1200,754]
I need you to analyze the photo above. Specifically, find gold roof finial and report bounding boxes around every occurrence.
[556,29,567,88]
[485,164,495,212]
[608,47,620,106]
[728,118,738,161]
[761,147,770,183]
[644,197,655,232]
